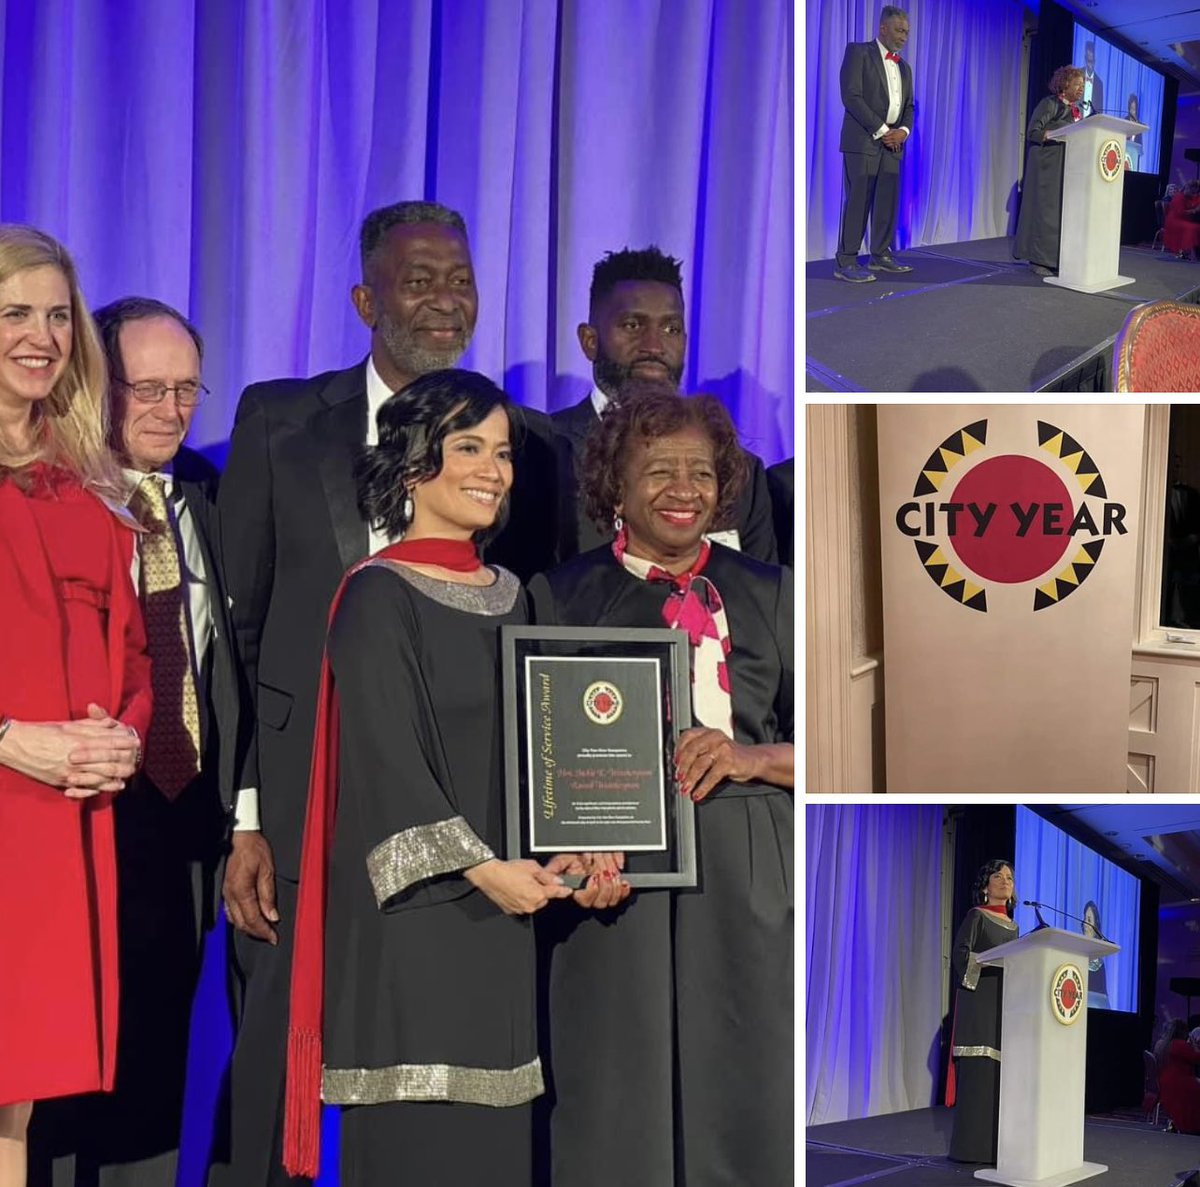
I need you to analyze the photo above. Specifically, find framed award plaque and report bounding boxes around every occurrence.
[500,626,696,889]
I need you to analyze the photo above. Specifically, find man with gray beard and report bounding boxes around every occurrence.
[209,200,557,1187]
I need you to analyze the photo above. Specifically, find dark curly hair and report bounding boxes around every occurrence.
[971,859,1015,917]
[588,246,683,319]
[355,369,521,542]
[1048,66,1084,97]
[581,381,748,533]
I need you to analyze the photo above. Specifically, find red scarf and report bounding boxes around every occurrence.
[284,537,480,1177]
[612,527,733,734]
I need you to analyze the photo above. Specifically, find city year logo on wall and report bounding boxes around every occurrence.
[895,419,1127,613]
[1050,963,1086,1025]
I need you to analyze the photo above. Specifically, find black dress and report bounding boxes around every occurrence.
[1013,97,1078,269]
[322,562,540,1186]
[949,906,1018,1164]
[529,544,794,1187]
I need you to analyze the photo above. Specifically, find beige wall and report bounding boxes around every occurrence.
[877,405,1144,793]
[806,404,885,792]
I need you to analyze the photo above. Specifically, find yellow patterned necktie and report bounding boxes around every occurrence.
[138,475,201,799]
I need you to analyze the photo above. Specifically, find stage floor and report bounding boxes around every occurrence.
[805,238,1200,392]
[806,1106,1200,1187]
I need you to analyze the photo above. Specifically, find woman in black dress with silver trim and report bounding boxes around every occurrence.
[949,859,1018,1164]
[284,371,573,1185]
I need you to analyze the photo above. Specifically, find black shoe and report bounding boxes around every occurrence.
[834,264,877,283]
[868,254,913,273]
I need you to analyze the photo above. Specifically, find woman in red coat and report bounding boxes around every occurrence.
[0,225,150,1186]
[1165,181,1200,259]
[1159,1026,1200,1134]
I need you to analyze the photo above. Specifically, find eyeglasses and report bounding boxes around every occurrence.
[117,379,209,406]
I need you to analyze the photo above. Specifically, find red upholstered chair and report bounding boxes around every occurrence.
[1113,299,1200,392]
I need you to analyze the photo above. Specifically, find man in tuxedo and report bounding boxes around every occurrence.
[835,6,915,283]
[210,199,558,1187]
[553,245,777,562]
[1082,41,1104,118]
[30,299,237,1187]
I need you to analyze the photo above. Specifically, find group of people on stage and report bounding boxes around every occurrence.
[833,9,1175,283]
[0,202,794,1187]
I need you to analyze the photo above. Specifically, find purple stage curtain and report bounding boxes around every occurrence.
[0,0,793,463]
[806,0,1025,262]
[806,803,945,1125]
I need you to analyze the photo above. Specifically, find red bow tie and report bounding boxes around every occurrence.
[886,51,901,63]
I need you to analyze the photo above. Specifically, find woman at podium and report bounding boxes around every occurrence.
[948,860,1018,1164]
[1013,66,1085,276]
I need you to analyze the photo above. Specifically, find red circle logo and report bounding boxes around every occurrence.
[1060,977,1078,1011]
[947,455,1074,583]
[593,692,614,715]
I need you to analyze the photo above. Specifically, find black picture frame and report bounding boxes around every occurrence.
[500,625,696,889]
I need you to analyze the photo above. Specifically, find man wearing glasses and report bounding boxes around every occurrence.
[29,298,239,1187]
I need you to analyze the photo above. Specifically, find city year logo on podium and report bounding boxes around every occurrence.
[1098,138,1123,182]
[1050,963,1086,1025]
[894,419,1127,613]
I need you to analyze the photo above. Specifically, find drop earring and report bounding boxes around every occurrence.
[613,514,624,533]
[403,492,414,523]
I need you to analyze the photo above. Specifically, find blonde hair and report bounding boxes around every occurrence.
[0,224,123,498]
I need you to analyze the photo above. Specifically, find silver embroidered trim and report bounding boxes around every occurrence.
[368,558,519,616]
[322,1056,544,1107]
[366,815,495,905]
[952,1045,1000,1062]
[962,951,981,991]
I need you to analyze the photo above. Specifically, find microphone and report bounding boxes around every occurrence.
[1022,899,1050,931]
[1022,900,1111,944]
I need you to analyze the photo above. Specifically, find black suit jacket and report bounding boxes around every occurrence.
[551,395,778,564]
[218,361,560,877]
[839,40,914,159]
[766,458,794,569]
[1085,72,1104,118]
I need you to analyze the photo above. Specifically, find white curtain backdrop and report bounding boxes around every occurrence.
[805,0,1027,260]
[806,804,946,1125]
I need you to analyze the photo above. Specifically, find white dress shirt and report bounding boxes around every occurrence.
[873,39,909,140]
[366,356,402,557]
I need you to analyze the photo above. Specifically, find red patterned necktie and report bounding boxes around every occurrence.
[138,475,201,799]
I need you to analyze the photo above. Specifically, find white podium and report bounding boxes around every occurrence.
[973,927,1119,1187]
[1044,115,1148,294]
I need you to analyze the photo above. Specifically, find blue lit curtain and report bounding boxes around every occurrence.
[1070,28,1164,174]
[1014,807,1140,1014]
[806,804,945,1125]
[0,0,794,462]
[805,0,1026,261]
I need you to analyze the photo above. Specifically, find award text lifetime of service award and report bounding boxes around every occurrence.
[501,626,696,888]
